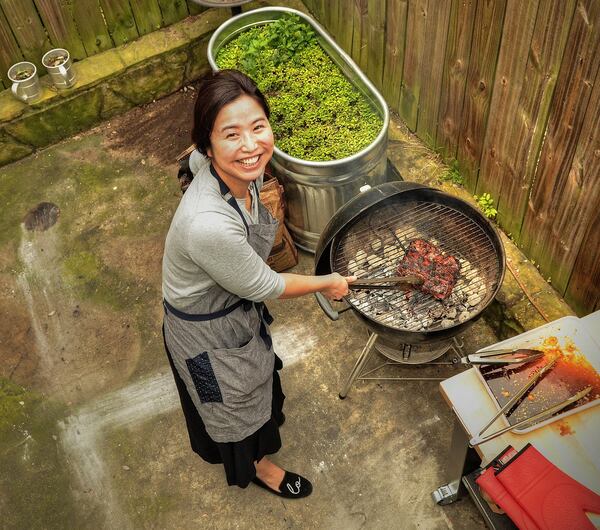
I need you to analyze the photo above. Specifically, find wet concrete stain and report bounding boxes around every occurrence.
[23,202,60,231]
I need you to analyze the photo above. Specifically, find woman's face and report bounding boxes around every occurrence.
[207,95,274,191]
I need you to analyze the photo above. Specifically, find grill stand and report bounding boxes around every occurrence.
[338,334,464,398]
[431,418,480,505]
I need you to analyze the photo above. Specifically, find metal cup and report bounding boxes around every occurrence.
[42,48,76,89]
[8,62,41,103]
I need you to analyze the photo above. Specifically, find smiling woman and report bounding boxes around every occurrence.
[161,69,354,499]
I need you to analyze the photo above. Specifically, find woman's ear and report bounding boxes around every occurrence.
[206,146,213,159]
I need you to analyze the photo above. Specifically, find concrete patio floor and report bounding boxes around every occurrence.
[1,88,565,529]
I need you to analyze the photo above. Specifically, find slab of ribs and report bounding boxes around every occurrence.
[396,239,460,300]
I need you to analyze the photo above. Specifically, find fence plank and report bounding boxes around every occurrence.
[129,0,163,35]
[416,0,451,144]
[328,0,340,41]
[456,0,507,191]
[358,0,369,72]
[33,0,87,60]
[350,0,364,66]
[559,68,600,308]
[475,0,538,201]
[0,5,24,87]
[156,0,189,26]
[72,0,113,55]
[349,0,368,73]
[186,1,204,16]
[520,0,600,295]
[565,208,600,314]
[436,0,477,159]
[100,0,139,45]
[398,0,427,131]
[303,0,319,21]
[382,0,408,112]
[366,0,386,89]
[495,0,576,238]
[0,0,52,68]
[335,0,352,54]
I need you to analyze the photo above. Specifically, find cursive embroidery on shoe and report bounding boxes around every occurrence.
[287,478,301,495]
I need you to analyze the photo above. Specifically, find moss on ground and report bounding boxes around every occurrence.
[0,379,85,529]
[103,417,180,528]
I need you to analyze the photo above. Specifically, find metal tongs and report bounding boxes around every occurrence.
[350,275,424,291]
[461,347,545,365]
[470,385,592,446]
[475,357,559,437]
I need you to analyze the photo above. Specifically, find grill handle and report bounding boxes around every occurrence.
[315,292,339,320]
[314,292,352,321]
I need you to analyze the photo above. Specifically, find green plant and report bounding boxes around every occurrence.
[474,192,498,219]
[216,14,382,161]
[440,160,464,185]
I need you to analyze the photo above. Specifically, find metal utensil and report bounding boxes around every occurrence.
[350,275,424,290]
[461,348,545,365]
[477,357,558,436]
[470,386,592,446]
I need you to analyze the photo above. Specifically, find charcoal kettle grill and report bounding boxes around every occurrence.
[314,182,506,397]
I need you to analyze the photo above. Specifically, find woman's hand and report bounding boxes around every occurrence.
[320,273,356,301]
[278,273,356,299]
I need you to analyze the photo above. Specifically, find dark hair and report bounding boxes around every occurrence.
[191,69,270,156]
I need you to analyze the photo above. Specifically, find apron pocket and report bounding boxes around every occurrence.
[209,331,274,403]
[186,351,223,403]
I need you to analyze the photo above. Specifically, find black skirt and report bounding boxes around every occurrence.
[163,334,285,488]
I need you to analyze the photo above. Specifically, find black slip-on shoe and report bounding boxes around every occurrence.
[252,471,312,499]
[277,413,285,427]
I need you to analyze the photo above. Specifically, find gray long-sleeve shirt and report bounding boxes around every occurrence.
[162,152,285,309]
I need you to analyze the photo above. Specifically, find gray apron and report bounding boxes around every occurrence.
[163,165,279,443]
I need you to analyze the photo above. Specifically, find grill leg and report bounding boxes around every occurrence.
[339,333,378,399]
[431,417,480,505]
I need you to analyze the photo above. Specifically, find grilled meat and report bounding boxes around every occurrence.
[396,239,460,299]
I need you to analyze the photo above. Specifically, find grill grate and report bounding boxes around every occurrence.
[332,199,501,332]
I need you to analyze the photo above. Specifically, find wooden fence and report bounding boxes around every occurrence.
[304,0,600,316]
[0,0,205,88]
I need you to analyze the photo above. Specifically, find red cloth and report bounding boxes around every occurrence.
[496,445,600,530]
[476,467,540,530]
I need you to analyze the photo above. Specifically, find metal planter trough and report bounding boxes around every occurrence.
[207,7,390,252]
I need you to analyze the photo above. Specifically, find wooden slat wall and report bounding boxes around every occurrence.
[129,0,164,36]
[301,0,600,315]
[157,0,189,27]
[436,0,477,158]
[366,0,386,90]
[99,0,139,46]
[495,0,576,239]
[0,0,52,70]
[475,0,539,201]
[560,64,600,315]
[415,0,450,143]
[382,0,407,111]
[33,0,87,60]
[334,0,352,54]
[519,0,600,299]
[0,0,193,82]
[455,0,506,190]
[0,5,23,88]
[398,0,427,131]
